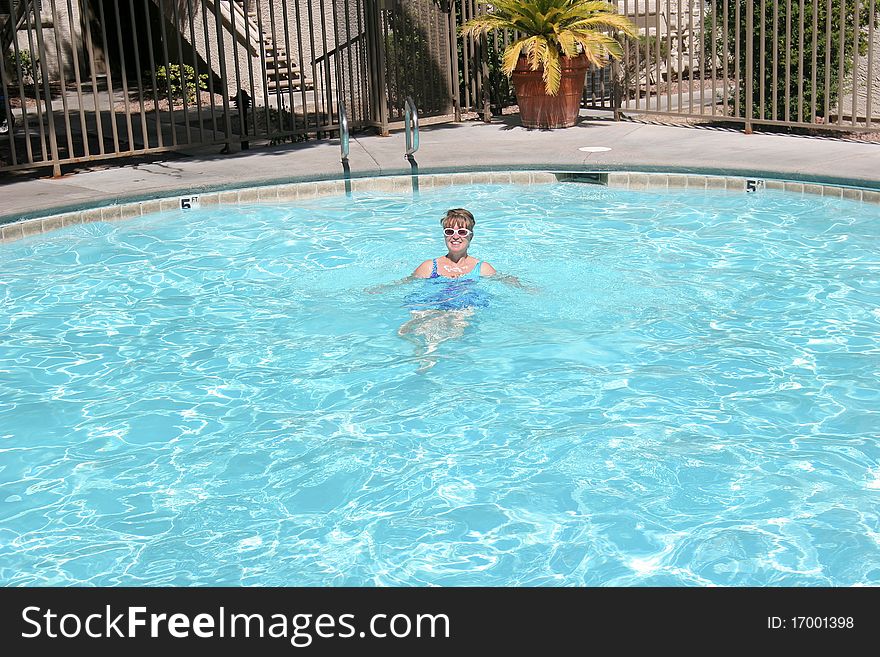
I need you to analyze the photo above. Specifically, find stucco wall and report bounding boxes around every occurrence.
[165,0,263,102]
[12,3,81,83]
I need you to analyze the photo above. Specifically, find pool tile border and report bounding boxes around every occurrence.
[603,172,880,202]
[2,170,879,243]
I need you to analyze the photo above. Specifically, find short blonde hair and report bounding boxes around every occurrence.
[440,208,475,231]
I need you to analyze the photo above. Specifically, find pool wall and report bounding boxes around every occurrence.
[2,170,880,244]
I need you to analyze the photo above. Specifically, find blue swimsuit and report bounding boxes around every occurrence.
[404,259,490,311]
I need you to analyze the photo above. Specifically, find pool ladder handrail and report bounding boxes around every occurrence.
[339,100,349,162]
[404,97,419,158]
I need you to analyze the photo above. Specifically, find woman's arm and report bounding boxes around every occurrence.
[364,276,413,294]
[365,260,432,294]
[480,262,539,293]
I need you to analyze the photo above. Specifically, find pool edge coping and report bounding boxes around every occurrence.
[2,169,880,244]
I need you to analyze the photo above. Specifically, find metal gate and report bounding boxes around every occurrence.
[0,0,458,175]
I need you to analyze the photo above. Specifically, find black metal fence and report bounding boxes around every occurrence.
[0,0,458,175]
[2,1,877,175]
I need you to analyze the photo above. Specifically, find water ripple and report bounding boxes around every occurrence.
[0,184,878,585]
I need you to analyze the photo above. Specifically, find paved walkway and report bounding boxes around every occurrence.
[2,114,879,223]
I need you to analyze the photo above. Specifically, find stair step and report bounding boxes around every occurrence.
[266,66,302,80]
[267,72,306,85]
[267,78,314,91]
[268,66,302,76]
[267,82,304,92]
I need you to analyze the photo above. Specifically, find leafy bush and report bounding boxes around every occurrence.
[7,49,36,86]
[155,63,208,104]
[460,0,636,96]
[704,0,879,122]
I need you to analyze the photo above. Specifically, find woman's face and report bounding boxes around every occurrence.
[443,224,472,255]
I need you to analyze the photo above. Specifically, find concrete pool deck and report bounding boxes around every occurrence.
[1,113,879,225]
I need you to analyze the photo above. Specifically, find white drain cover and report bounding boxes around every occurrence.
[578,146,612,152]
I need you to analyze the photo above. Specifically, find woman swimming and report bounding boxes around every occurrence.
[367,207,528,371]
[411,208,497,281]
[397,209,497,370]
[403,208,495,312]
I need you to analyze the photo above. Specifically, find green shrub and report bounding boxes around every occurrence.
[155,63,208,104]
[704,0,879,122]
[7,49,36,86]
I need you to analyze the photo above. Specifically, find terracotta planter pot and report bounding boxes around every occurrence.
[511,55,591,129]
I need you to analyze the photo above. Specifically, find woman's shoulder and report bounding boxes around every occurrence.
[478,261,497,276]
[413,258,436,278]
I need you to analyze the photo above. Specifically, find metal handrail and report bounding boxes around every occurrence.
[204,0,262,56]
[313,32,364,66]
[339,100,349,162]
[404,97,419,158]
[0,0,31,54]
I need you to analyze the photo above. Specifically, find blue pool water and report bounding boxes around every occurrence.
[1,181,879,586]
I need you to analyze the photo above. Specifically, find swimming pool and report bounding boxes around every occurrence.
[1,178,878,586]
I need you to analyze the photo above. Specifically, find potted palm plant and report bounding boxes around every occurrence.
[461,0,637,128]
